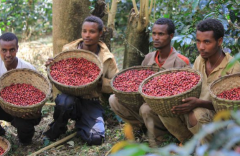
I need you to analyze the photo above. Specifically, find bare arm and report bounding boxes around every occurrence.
[171,97,214,115]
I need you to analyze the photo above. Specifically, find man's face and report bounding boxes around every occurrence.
[81,21,103,46]
[0,39,18,66]
[152,24,173,49]
[196,30,222,59]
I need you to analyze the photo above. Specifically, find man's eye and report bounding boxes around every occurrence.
[10,49,15,52]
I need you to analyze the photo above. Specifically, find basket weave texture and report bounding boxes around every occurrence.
[0,137,11,156]
[209,73,240,112]
[139,68,202,117]
[47,50,103,96]
[110,66,160,108]
[0,68,51,119]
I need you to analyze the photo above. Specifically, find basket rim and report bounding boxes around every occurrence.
[209,73,240,102]
[0,136,11,155]
[110,65,160,94]
[47,49,103,89]
[0,68,51,109]
[139,67,203,99]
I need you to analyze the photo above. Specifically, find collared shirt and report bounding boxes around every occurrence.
[155,47,173,68]
[193,53,240,101]
[62,38,119,98]
[0,57,35,77]
[141,47,190,69]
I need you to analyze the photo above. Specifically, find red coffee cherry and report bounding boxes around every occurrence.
[0,146,5,155]
[217,87,240,100]
[50,58,100,86]
[142,71,200,97]
[0,83,46,106]
[113,69,156,92]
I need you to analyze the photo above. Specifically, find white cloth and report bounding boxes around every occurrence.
[0,57,35,77]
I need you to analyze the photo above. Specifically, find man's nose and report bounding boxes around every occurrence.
[198,43,205,50]
[5,51,11,57]
[152,36,159,41]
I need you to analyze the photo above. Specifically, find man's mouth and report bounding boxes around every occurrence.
[84,39,91,42]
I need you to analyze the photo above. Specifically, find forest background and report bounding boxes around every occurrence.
[0,0,240,155]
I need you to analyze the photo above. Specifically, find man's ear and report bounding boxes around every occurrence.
[217,37,223,46]
[99,31,103,37]
[170,33,174,39]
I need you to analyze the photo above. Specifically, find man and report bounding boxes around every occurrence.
[44,15,119,145]
[0,32,41,146]
[109,18,191,146]
[159,18,240,143]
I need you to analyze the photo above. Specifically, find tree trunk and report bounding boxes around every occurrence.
[92,0,113,51]
[52,0,90,99]
[123,9,149,69]
[52,0,91,56]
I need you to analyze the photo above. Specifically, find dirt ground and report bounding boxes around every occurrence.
[0,36,125,156]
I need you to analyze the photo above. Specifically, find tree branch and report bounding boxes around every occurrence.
[131,0,138,15]
[149,0,153,15]
[144,0,149,28]
[107,0,118,29]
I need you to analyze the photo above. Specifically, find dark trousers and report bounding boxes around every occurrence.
[44,93,105,145]
[0,106,41,143]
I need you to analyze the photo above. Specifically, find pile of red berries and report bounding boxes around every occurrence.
[50,58,100,86]
[142,71,200,97]
[0,83,45,106]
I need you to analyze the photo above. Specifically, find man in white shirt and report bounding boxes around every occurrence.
[0,32,41,146]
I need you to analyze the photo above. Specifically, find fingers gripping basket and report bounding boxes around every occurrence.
[139,68,202,117]
[0,137,11,156]
[209,73,240,112]
[110,66,160,108]
[0,68,51,119]
[47,50,103,96]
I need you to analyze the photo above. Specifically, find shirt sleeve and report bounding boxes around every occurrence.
[101,58,119,93]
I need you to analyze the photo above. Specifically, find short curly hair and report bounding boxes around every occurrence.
[83,15,104,32]
[196,18,224,40]
[154,18,175,34]
[0,32,18,46]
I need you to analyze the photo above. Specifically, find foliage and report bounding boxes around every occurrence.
[149,0,240,63]
[110,110,240,156]
[111,0,240,64]
[0,0,52,41]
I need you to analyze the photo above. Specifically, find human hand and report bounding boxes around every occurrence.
[171,97,200,115]
[45,57,54,68]
[21,110,41,119]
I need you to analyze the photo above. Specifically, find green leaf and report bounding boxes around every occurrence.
[163,14,170,18]
[222,53,240,75]
[183,38,192,45]
[172,35,185,41]
[192,0,200,10]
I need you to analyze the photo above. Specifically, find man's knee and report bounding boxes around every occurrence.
[54,93,79,119]
[190,108,214,126]
[55,93,77,109]
[109,94,116,108]
[139,103,152,117]
[188,111,197,127]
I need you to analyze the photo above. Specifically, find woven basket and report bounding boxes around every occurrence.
[139,68,202,117]
[0,68,51,119]
[110,66,160,108]
[47,50,103,96]
[0,137,11,156]
[209,73,240,112]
